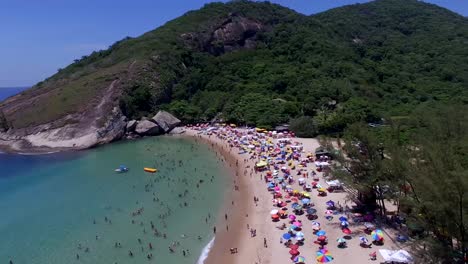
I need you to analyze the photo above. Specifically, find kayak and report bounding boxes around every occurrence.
[115,165,129,173]
[144,167,157,173]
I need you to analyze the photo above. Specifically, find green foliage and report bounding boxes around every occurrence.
[289,116,318,137]
[3,0,468,133]
[324,103,468,263]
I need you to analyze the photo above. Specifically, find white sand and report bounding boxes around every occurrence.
[186,128,408,264]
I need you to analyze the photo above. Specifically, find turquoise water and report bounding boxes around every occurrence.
[0,136,227,264]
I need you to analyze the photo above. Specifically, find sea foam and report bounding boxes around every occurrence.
[197,237,215,264]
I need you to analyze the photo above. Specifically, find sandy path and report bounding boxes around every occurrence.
[184,129,406,264]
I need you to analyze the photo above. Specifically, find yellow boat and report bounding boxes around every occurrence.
[144,167,157,173]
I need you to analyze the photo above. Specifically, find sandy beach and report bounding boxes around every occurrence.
[184,127,408,264]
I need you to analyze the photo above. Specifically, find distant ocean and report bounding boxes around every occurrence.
[0,86,29,101]
[0,137,227,263]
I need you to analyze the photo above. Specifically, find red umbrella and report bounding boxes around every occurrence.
[289,244,299,250]
[289,249,300,255]
[342,228,352,234]
[317,236,327,241]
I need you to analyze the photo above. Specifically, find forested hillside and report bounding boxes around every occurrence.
[1,0,467,135]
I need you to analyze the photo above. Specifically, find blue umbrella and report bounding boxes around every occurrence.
[301,198,310,204]
[283,233,292,239]
[306,208,317,215]
[339,216,348,222]
[316,230,326,236]
[341,221,349,227]
[326,200,335,207]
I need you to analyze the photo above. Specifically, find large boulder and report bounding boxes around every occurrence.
[152,111,181,133]
[135,120,161,136]
[126,120,137,132]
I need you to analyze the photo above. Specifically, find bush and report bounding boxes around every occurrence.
[289,116,318,137]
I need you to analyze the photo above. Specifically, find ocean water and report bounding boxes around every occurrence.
[0,87,28,101]
[0,136,227,264]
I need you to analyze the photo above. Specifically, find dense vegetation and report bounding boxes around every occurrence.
[2,0,467,134]
[321,103,467,263]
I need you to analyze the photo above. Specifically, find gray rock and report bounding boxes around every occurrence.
[126,120,137,132]
[135,120,161,136]
[152,111,181,133]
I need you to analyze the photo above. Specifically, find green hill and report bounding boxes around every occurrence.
[1,0,467,133]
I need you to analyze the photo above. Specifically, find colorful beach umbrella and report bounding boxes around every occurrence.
[338,216,348,222]
[289,215,296,220]
[316,249,333,263]
[336,237,346,243]
[289,249,300,256]
[325,210,334,215]
[316,230,326,236]
[359,236,369,244]
[340,221,349,227]
[317,235,327,242]
[306,208,317,215]
[293,221,302,228]
[371,229,384,241]
[326,200,335,207]
[301,198,310,204]
[289,244,299,250]
[270,209,279,215]
[295,231,305,238]
[293,256,306,263]
[283,233,292,240]
[271,214,279,219]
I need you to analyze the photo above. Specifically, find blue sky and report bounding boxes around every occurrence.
[0,0,466,87]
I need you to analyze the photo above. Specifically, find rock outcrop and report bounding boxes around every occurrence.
[152,111,181,133]
[126,120,137,132]
[181,13,263,56]
[135,120,162,136]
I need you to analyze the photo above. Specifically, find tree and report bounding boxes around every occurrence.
[289,116,318,137]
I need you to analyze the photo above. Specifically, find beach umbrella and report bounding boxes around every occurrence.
[294,256,306,263]
[371,229,384,241]
[289,244,299,250]
[289,215,296,221]
[274,186,280,191]
[316,249,333,263]
[336,237,346,243]
[293,221,302,228]
[301,198,310,204]
[270,209,279,215]
[338,216,348,222]
[364,222,375,229]
[359,236,369,244]
[342,228,352,234]
[283,233,292,240]
[318,187,327,192]
[340,221,349,227]
[302,193,311,198]
[325,210,334,215]
[271,214,279,220]
[326,200,335,207]
[295,231,305,238]
[290,225,298,231]
[289,249,300,256]
[317,236,327,242]
[312,221,321,228]
[295,236,304,241]
[316,230,326,236]
[306,208,317,215]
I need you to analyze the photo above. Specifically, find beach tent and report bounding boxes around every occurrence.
[379,249,414,263]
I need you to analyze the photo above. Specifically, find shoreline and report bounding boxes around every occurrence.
[182,131,257,264]
[182,129,274,264]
